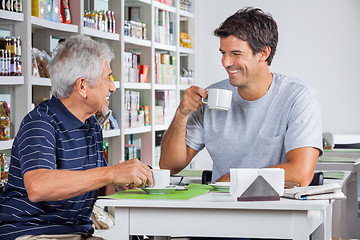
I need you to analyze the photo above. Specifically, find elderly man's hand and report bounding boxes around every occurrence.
[115,183,137,192]
[111,159,153,188]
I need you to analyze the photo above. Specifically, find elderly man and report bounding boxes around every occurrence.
[0,35,153,240]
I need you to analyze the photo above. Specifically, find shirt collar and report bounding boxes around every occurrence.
[49,96,97,130]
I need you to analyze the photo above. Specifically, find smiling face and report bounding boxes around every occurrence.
[220,35,264,88]
[87,61,116,116]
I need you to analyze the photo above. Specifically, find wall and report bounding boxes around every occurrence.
[192,0,360,169]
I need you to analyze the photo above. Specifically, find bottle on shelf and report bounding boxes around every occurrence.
[0,36,22,76]
[0,153,10,180]
[124,20,130,36]
[96,10,101,30]
[61,0,71,24]
[0,48,11,77]
[84,9,115,33]
[0,116,10,140]
[111,11,115,33]
[0,153,5,179]
[106,10,112,33]
[14,36,22,76]
[13,0,23,13]
[0,50,4,76]
[1,0,23,12]
[102,10,108,32]
[5,0,13,11]
[142,22,147,40]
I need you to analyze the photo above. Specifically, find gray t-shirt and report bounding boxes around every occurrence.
[185,73,323,181]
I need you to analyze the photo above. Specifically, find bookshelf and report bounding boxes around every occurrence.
[0,0,196,170]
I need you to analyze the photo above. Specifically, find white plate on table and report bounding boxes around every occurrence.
[141,186,177,194]
[208,182,230,192]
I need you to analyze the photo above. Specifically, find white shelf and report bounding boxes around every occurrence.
[179,10,194,19]
[124,126,151,135]
[30,77,119,88]
[32,77,51,86]
[123,82,151,89]
[103,129,121,138]
[154,42,177,52]
[0,10,24,22]
[179,47,194,54]
[83,27,120,41]
[0,76,24,85]
[125,0,151,4]
[0,139,14,151]
[31,16,78,33]
[153,1,176,13]
[154,84,177,90]
[179,84,192,90]
[31,78,119,89]
[124,36,151,47]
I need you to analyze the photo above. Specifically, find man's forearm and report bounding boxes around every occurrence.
[24,158,153,202]
[160,86,207,173]
[270,162,314,187]
[270,147,319,186]
[24,167,113,202]
[159,109,190,174]
[217,147,319,186]
[217,162,314,185]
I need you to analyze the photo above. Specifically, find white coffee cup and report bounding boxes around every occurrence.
[202,88,232,111]
[150,169,170,189]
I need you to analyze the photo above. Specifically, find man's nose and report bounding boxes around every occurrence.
[109,80,116,93]
[222,55,233,68]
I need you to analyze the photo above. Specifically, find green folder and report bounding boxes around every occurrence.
[318,157,358,163]
[324,149,360,153]
[101,183,212,200]
[173,169,203,177]
[323,171,346,179]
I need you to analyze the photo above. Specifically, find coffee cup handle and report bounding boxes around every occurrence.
[202,98,208,104]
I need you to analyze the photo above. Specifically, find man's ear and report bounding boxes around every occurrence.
[258,46,271,63]
[75,78,87,99]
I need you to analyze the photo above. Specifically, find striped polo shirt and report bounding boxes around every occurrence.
[0,96,106,239]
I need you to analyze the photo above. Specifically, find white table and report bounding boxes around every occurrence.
[323,171,351,238]
[316,156,360,239]
[95,192,333,240]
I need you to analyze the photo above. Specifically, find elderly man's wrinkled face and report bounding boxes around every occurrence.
[88,61,116,116]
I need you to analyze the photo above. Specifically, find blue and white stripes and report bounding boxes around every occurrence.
[0,97,106,239]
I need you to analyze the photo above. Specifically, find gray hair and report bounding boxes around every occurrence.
[49,35,114,98]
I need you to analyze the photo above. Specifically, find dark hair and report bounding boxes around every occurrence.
[214,7,278,65]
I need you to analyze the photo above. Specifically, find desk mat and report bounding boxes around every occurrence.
[101,184,213,200]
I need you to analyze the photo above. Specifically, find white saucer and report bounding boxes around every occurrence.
[208,182,230,192]
[141,186,177,194]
